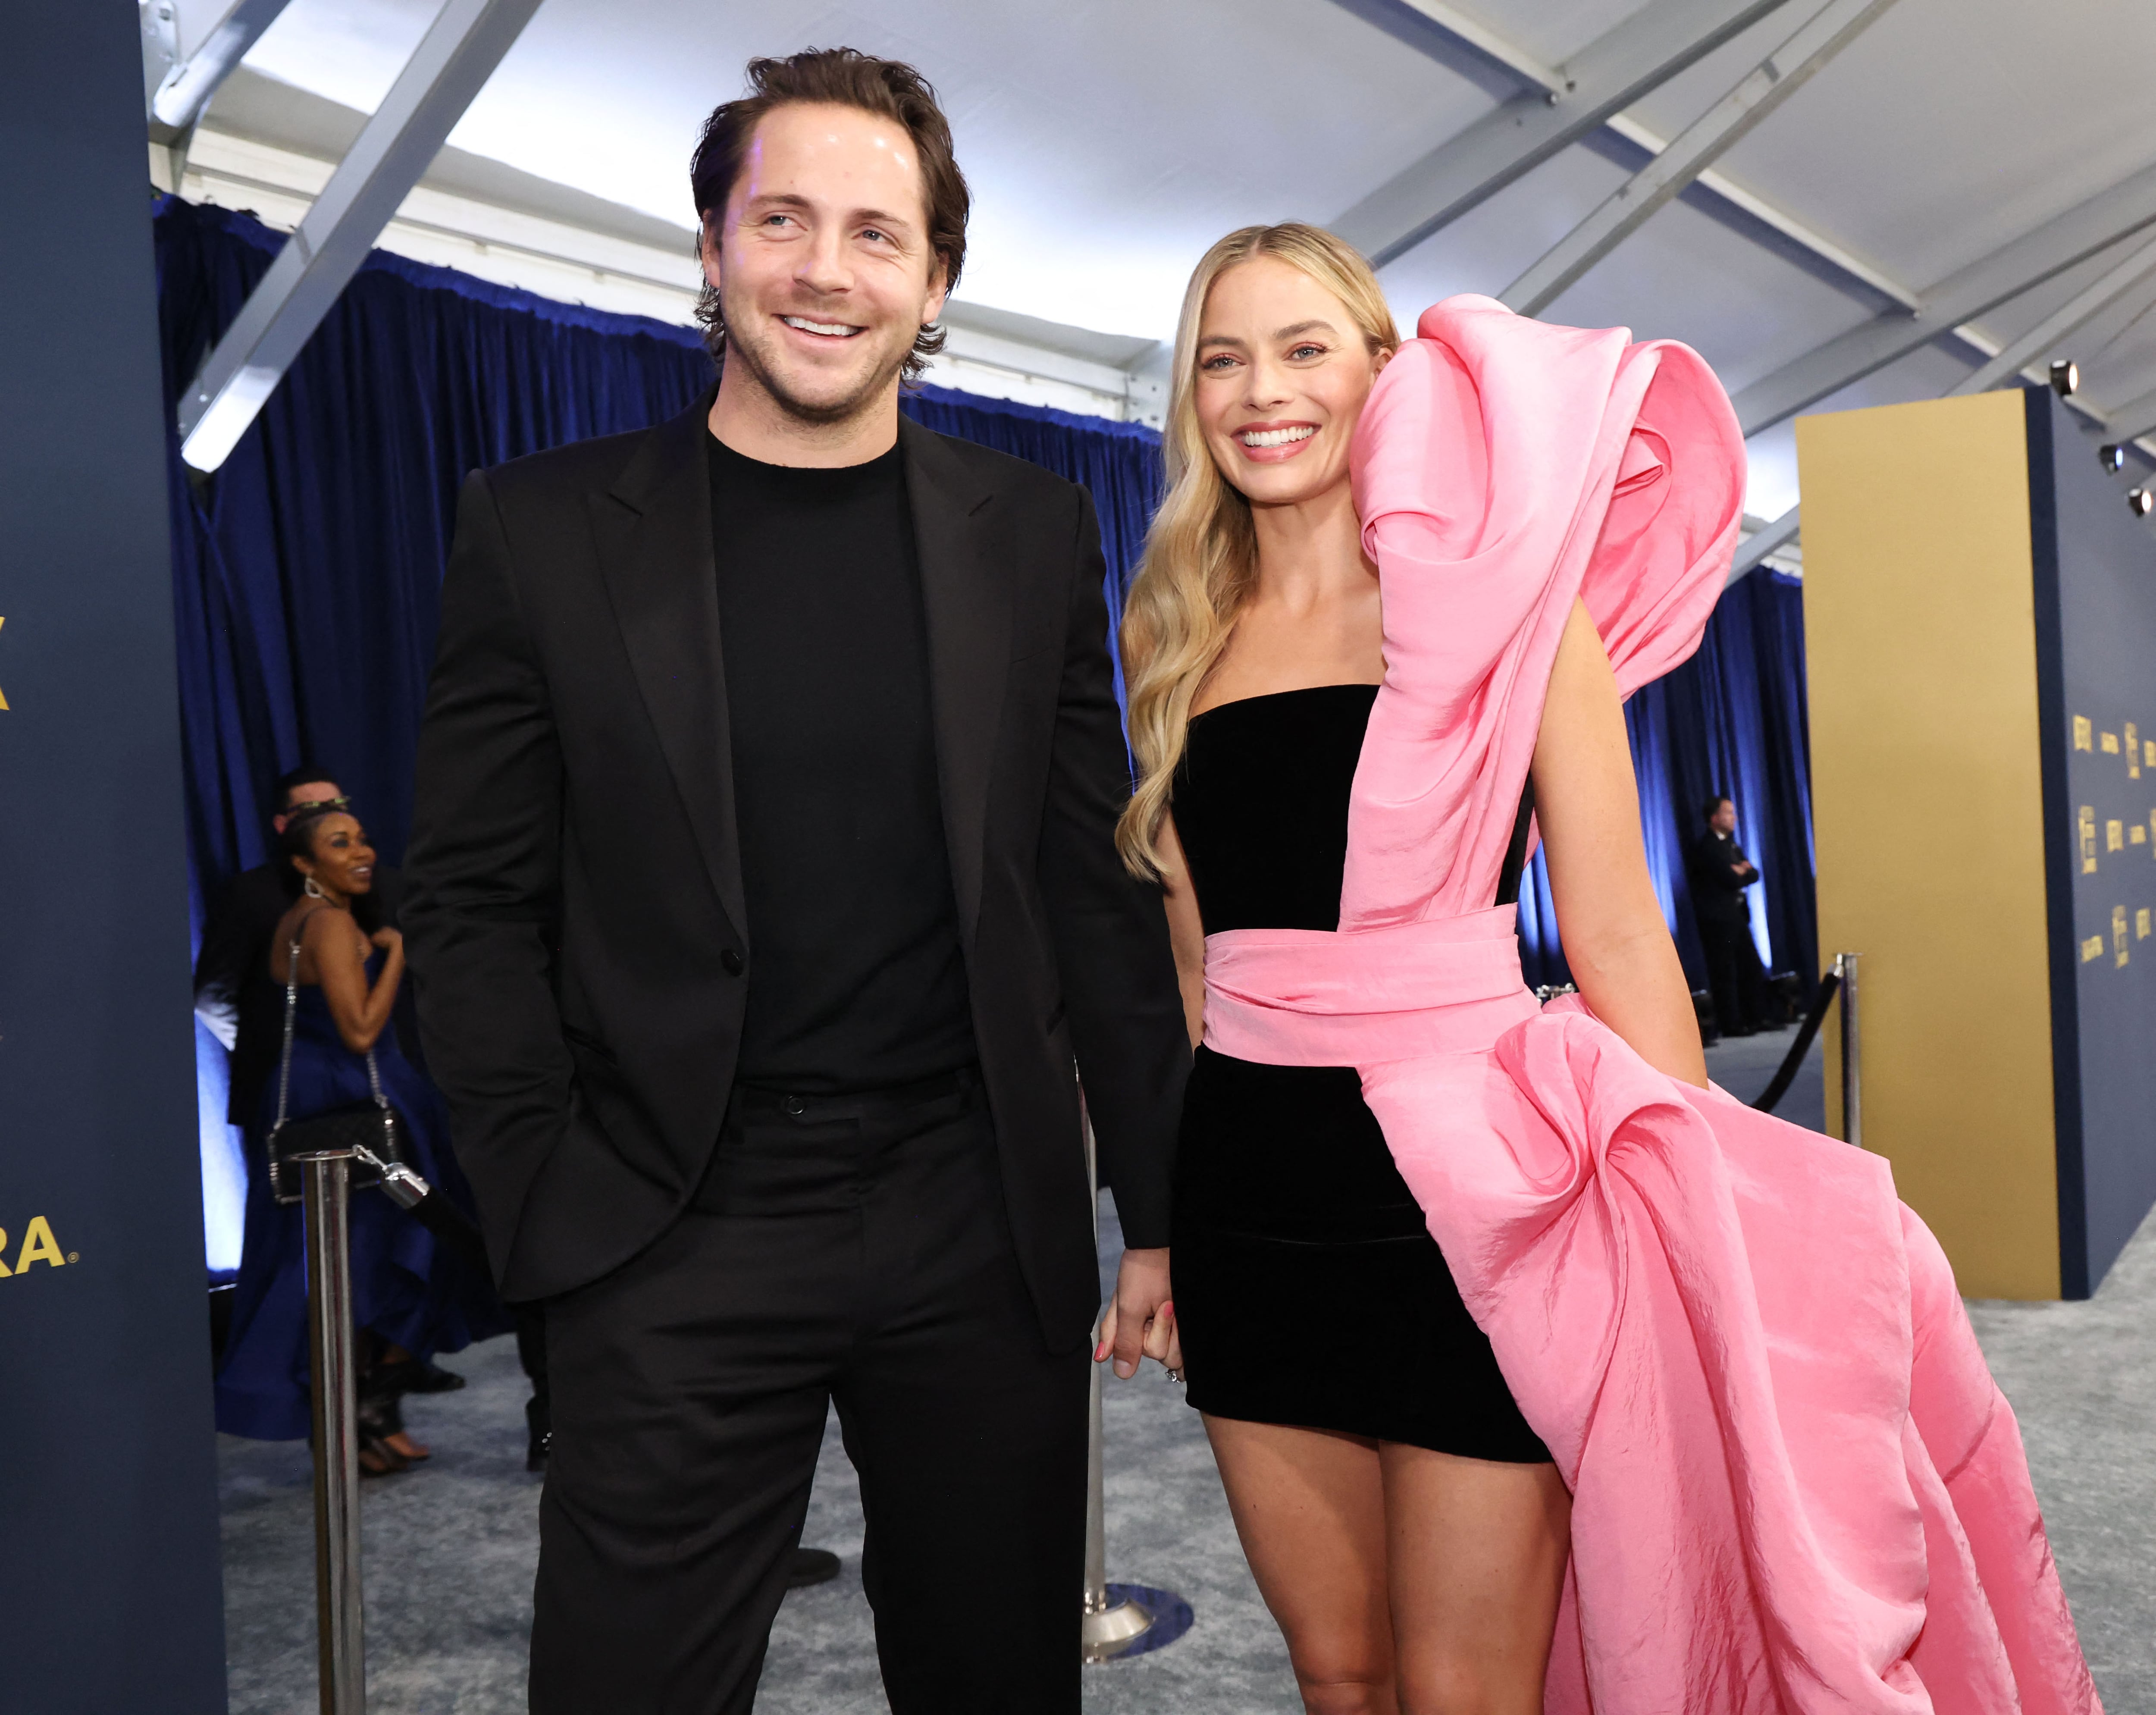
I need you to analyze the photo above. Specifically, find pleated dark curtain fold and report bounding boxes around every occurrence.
[1519,567,1817,998]
[154,193,1814,1270]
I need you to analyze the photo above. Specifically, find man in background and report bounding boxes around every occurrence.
[1689,793,1767,1039]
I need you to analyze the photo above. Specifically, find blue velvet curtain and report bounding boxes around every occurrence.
[1519,568,1816,996]
[901,389,1162,709]
[157,195,1814,1270]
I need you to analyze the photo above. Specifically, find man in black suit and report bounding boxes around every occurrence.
[402,47,1188,1715]
[1689,793,1767,1038]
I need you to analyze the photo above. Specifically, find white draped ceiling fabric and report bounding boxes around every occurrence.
[163,0,2156,534]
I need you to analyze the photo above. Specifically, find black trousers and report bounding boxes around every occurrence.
[1699,914,1766,1035]
[530,1070,1089,1715]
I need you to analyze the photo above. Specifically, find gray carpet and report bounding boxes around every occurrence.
[219,1027,2152,1712]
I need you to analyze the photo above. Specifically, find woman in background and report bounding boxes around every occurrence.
[215,805,505,1474]
[1122,224,2096,1714]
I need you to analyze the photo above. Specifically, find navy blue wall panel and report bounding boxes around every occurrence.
[0,5,229,1707]
[2030,386,2156,1295]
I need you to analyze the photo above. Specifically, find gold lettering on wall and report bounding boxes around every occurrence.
[12,1217,64,1272]
[2075,715,2093,750]
[2109,819,2126,853]
[2140,907,2153,941]
[2135,824,2149,845]
[2115,906,2131,967]
[2102,731,2121,753]
[2146,739,2156,768]
[0,1218,77,1278]
[2083,934,2105,962]
[2081,806,2099,872]
[2132,723,2144,779]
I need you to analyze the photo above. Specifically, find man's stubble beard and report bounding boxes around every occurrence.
[720,288,914,430]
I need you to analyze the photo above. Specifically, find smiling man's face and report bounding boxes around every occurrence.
[702,101,948,430]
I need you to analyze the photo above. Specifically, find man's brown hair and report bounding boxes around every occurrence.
[690,48,970,386]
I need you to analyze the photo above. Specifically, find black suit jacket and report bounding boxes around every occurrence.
[401,398,1189,1345]
[194,861,408,1127]
[1688,828,1755,928]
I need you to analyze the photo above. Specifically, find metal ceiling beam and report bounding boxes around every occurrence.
[1327,0,1918,308]
[1386,1,1572,94]
[1727,254,2156,584]
[1331,0,1798,268]
[1726,506,1801,583]
[149,0,296,132]
[177,0,543,472]
[140,1,180,116]
[1729,160,2156,436]
[1501,0,1901,317]
[1946,237,2156,397]
[2105,381,2156,445]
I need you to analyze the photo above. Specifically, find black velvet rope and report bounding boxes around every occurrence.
[404,1188,493,1275]
[1749,970,1840,1115]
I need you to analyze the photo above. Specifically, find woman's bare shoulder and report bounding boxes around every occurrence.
[273,900,326,947]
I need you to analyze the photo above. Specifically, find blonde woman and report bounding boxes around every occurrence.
[1122,226,2095,1715]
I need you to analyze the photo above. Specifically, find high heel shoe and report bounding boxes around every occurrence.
[357,1434,409,1478]
[357,1371,428,1468]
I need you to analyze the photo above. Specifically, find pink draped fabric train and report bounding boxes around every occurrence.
[1199,296,2099,1714]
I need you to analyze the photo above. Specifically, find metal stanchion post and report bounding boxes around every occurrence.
[1080,1116,1154,1661]
[1081,1334,1154,1661]
[299,1148,367,1715]
[1078,1113,1192,1664]
[1836,952,1862,1151]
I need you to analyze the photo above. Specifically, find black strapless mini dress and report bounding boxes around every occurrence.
[1169,685,1550,1462]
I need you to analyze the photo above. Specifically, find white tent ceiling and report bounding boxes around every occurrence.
[162,0,2156,522]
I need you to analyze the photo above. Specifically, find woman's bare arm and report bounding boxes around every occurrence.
[1156,813,1208,1049]
[1531,598,1708,1088]
[307,911,406,1054]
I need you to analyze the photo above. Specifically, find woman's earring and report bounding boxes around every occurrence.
[304,876,326,900]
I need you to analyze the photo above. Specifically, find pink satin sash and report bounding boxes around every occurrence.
[1202,907,1542,1064]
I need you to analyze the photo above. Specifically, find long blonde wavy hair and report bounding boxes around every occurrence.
[1114,223,1400,878]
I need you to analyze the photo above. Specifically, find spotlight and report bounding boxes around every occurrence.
[2100,444,2127,473]
[2050,359,2080,398]
[2129,488,2154,518]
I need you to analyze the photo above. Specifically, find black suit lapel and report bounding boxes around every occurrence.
[593,392,750,947]
[902,417,1010,947]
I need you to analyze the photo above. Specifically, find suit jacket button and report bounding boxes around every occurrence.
[721,949,744,976]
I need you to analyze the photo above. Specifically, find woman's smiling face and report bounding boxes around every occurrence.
[295,812,377,897]
[1193,256,1388,510]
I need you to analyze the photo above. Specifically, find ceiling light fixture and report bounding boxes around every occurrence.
[2050,359,2080,398]
[2099,444,2127,473]
[2128,487,2154,518]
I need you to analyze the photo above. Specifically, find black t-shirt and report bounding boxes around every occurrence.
[706,432,975,1093]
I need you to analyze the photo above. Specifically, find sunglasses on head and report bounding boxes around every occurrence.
[288,795,352,815]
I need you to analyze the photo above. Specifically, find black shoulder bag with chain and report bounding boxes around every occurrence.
[264,911,414,1205]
